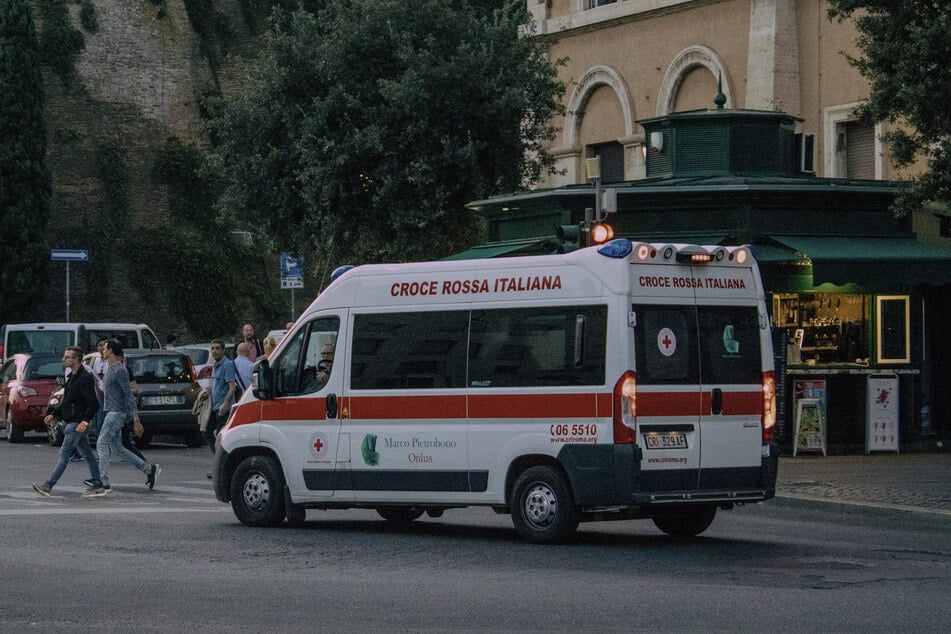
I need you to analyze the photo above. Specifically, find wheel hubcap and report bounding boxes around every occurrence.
[242,472,271,511]
[523,483,557,529]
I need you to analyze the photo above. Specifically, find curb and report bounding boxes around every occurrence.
[775,491,951,517]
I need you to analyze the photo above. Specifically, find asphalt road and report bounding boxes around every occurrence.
[2,436,949,632]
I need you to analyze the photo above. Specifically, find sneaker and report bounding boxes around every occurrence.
[82,487,109,498]
[147,464,161,490]
[32,482,52,497]
[83,480,110,490]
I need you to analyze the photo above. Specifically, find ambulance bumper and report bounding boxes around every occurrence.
[558,443,778,507]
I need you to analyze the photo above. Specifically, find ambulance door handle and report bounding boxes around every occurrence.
[710,388,723,415]
[326,393,338,419]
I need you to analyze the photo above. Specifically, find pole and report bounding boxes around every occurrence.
[65,261,71,322]
[291,288,296,322]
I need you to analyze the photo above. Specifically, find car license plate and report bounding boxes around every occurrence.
[144,395,183,406]
[644,432,687,450]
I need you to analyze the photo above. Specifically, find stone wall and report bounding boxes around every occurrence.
[37,0,250,344]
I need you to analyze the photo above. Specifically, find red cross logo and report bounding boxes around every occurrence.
[657,327,676,357]
[313,437,324,453]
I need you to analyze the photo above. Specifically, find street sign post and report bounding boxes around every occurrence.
[51,249,89,321]
[280,252,304,320]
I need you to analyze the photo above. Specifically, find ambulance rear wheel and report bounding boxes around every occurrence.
[231,455,287,527]
[377,507,424,523]
[652,506,717,538]
[511,465,579,544]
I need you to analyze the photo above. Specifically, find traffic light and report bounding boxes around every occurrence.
[556,223,582,252]
[589,222,614,245]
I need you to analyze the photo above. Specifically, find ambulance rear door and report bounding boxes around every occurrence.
[631,266,703,493]
[694,266,765,491]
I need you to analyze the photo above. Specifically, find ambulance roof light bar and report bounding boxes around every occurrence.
[628,242,752,265]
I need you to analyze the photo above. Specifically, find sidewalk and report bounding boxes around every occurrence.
[776,452,951,515]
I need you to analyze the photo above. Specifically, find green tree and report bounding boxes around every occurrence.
[0,0,52,324]
[203,0,564,263]
[829,0,951,215]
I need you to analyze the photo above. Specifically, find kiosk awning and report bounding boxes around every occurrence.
[765,235,951,288]
[442,237,553,261]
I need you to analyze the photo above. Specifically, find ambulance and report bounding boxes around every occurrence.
[212,239,778,543]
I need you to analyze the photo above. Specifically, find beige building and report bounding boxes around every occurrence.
[528,0,898,187]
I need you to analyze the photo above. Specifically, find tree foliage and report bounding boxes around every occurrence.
[137,136,287,338]
[203,0,564,263]
[0,0,52,324]
[829,0,951,214]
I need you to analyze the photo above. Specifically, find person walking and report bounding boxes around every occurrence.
[204,338,236,452]
[96,339,160,491]
[33,347,107,497]
[233,342,253,393]
[234,323,264,363]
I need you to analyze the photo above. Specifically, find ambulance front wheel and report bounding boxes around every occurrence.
[511,465,579,544]
[231,455,287,527]
[651,506,717,538]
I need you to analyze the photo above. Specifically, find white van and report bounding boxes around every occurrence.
[212,240,778,543]
[0,322,160,361]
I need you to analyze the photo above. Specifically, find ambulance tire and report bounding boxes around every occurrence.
[231,455,287,527]
[511,465,579,544]
[652,506,717,538]
[376,507,425,523]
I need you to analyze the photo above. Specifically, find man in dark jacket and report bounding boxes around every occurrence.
[33,346,107,497]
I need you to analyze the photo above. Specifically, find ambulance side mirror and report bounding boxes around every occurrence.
[252,359,274,400]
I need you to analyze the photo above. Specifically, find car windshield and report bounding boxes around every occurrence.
[128,355,193,384]
[24,358,64,380]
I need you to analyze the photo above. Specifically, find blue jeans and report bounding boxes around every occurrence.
[98,411,150,486]
[45,422,101,489]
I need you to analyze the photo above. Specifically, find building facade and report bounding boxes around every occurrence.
[456,1,951,453]
[527,0,902,187]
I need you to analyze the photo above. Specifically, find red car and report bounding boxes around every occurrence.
[0,353,64,443]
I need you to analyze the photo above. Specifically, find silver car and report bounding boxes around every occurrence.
[173,343,234,389]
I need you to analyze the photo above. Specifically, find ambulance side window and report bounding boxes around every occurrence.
[634,305,699,384]
[351,311,468,390]
[274,317,340,396]
[697,306,761,384]
[468,305,607,387]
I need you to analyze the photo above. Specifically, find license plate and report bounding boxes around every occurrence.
[144,395,183,406]
[644,432,687,450]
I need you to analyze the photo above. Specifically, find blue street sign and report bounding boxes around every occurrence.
[280,252,303,278]
[51,249,89,262]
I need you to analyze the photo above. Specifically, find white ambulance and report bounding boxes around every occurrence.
[213,239,778,543]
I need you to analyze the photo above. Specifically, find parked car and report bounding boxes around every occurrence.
[174,343,234,389]
[0,353,64,443]
[125,350,202,447]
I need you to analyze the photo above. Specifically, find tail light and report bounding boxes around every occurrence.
[16,385,39,397]
[762,371,776,442]
[198,366,212,381]
[612,371,637,444]
[186,358,199,384]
